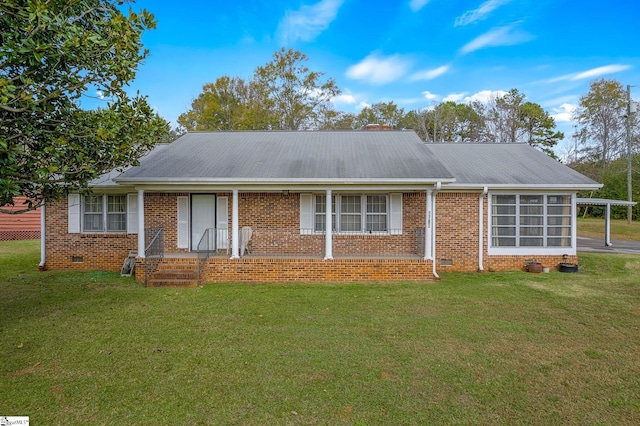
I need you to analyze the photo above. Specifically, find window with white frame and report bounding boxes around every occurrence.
[82,195,127,232]
[491,194,572,248]
[314,194,389,233]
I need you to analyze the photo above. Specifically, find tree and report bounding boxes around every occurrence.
[1,0,169,213]
[406,102,485,143]
[253,48,341,130]
[433,102,484,143]
[573,78,627,175]
[519,102,564,157]
[485,89,526,143]
[483,89,563,152]
[356,102,405,128]
[177,76,274,131]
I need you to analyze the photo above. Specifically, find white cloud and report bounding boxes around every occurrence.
[546,64,632,83]
[550,103,576,123]
[278,0,344,45]
[422,91,441,101]
[346,53,412,85]
[443,93,466,102]
[409,0,431,12]
[410,64,450,81]
[96,90,104,99]
[462,90,508,103]
[460,23,534,54]
[358,101,371,110]
[545,64,632,83]
[455,0,511,27]
[573,64,631,80]
[331,93,357,104]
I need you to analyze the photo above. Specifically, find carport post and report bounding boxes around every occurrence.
[605,203,612,247]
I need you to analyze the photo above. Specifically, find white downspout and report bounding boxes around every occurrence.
[478,187,488,272]
[424,189,432,260]
[432,182,441,279]
[39,202,46,269]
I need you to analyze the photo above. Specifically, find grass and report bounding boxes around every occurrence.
[1,240,640,425]
[577,217,640,241]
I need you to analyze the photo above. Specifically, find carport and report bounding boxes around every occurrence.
[576,198,637,246]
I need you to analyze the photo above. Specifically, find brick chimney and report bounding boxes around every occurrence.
[363,124,393,131]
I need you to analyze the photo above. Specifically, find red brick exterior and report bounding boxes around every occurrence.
[45,190,579,280]
[435,192,578,272]
[44,198,138,271]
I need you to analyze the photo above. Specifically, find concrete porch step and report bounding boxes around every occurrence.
[147,268,199,288]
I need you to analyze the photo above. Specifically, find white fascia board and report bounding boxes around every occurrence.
[443,183,602,191]
[112,178,455,192]
[126,183,445,193]
[114,177,455,184]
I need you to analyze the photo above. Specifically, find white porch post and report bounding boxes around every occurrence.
[324,189,333,260]
[137,189,145,258]
[424,189,432,260]
[231,189,240,258]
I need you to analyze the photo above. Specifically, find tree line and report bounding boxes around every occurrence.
[178,49,639,218]
[178,48,564,157]
[1,1,637,217]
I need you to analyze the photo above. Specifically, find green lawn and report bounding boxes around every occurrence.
[577,217,640,241]
[1,240,640,425]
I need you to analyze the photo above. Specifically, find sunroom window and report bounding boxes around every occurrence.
[491,194,572,248]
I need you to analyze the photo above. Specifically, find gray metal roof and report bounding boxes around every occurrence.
[90,143,173,187]
[116,131,454,183]
[426,143,601,188]
[576,198,636,206]
[111,132,601,190]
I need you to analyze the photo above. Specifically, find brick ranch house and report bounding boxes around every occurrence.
[41,131,600,285]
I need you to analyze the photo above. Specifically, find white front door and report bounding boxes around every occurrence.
[191,194,216,251]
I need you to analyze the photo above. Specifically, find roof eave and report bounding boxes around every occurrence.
[112,177,456,185]
[439,183,603,191]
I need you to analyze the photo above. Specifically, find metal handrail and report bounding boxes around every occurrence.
[144,227,164,284]
[196,228,214,286]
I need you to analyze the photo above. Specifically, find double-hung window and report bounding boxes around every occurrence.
[82,195,127,232]
[313,194,389,233]
[490,194,572,251]
[314,195,336,232]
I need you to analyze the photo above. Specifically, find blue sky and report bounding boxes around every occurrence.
[116,0,639,155]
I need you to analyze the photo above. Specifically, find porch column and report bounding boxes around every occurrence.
[424,189,432,260]
[324,189,333,260]
[137,189,145,258]
[231,189,240,258]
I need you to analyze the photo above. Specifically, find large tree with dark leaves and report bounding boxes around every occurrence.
[1,0,169,213]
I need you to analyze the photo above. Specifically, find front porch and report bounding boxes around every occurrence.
[137,226,433,285]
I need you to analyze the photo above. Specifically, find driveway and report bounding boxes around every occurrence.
[577,236,640,254]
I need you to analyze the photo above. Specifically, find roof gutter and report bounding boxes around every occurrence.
[440,183,602,191]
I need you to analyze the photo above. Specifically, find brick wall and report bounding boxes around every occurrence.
[435,192,480,271]
[145,193,188,253]
[45,190,580,278]
[434,192,578,273]
[44,198,138,271]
